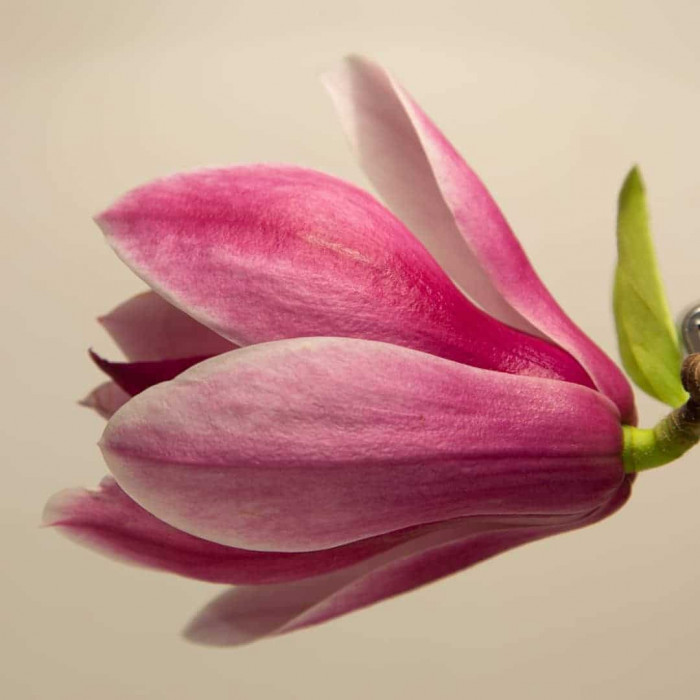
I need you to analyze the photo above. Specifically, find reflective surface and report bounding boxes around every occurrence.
[682,305,700,354]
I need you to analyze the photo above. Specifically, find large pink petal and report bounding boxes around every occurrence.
[96,164,593,388]
[185,476,633,646]
[100,291,235,361]
[44,476,537,585]
[323,56,635,424]
[101,338,624,552]
[89,350,211,396]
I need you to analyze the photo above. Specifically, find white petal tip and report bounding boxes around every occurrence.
[41,489,82,528]
[182,613,254,648]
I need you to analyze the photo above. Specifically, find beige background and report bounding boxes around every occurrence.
[3,0,700,697]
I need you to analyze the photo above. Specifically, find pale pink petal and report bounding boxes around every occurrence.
[79,382,130,419]
[101,338,624,553]
[100,291,235,361]
[96,164,593,388]
[185,476,633,645]
[43,477,544,585]
[323,56,635,423]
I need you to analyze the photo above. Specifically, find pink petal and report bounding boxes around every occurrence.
[100,291,235,361]
[96,164,593,388]
[79,382,130,419]
[101,338,624,553]
[185,476,633,646]
[89,350,211,396]
[323,56,635,423]
[43,476,526,585]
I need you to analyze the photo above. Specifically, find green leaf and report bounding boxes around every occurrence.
[613,166,687,408]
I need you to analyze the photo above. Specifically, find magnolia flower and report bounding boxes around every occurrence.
[44,56,699,646]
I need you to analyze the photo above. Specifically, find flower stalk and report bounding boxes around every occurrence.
[623,354,700,472]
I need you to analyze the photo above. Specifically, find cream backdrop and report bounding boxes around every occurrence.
[3,1,700,698]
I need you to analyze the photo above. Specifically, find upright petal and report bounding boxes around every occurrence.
[323,56,635,423]
[96,164,593,388]
[101,338,624,552]
[100,291,235,361]
[185,476,633,646]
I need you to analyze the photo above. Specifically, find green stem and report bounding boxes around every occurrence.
[623,353,700,472]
